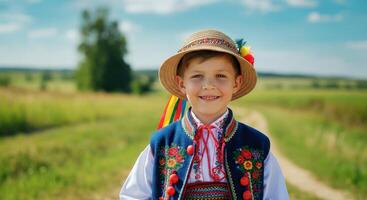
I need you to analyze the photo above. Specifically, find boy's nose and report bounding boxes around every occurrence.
[202,79,215,90]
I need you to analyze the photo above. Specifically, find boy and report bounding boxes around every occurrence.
[120,29,289,199]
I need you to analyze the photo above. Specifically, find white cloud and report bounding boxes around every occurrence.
[118,20,141,34]
[286,0,317,7]
[71,0,321,16]
[28,28,58,39]
[0,12,33,24]
[0,23,21,33]
[346,40,367,50]
[0,12,33,33]
[307,12,343,23]
[122,0,218,14]
[71,0,218,15]
[240,0,281,13]
[240,0,319,13]
[65,29,80,42]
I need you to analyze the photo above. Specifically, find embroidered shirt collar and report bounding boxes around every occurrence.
[190,109,229,130]
[182,107,238,142]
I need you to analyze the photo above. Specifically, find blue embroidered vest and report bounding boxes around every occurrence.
[150,108,270,200]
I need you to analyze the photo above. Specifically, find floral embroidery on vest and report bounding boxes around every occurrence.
[158,143,187,199]
[233,146,264,200]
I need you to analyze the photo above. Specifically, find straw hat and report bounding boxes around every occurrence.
[159,29,257,100]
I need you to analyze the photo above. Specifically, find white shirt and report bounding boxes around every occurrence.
[187,109,229,183]
[119,110,289,199]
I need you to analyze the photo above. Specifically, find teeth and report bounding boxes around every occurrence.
[200,96,219,100]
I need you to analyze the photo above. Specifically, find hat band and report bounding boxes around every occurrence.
[178,37,238,54]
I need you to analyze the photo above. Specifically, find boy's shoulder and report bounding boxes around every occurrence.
[235,121,270,146]
[150,120,183,142]
[149,120,190,156]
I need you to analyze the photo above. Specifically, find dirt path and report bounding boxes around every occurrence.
[234,107,354,200]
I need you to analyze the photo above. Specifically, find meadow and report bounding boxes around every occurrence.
[234,89,367,199]
[0,71,366,199]
[0,88,164,200]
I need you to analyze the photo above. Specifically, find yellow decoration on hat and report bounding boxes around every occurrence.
[240,46,251,57]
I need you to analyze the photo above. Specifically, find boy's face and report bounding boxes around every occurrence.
[176,55,243,123]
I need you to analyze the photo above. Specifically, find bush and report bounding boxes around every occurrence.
[0,75,11,87]
[356,80,367,89]
[39,72,53,91]
[131,75,154,95]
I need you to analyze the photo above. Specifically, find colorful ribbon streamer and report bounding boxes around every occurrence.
[157,95,188,130]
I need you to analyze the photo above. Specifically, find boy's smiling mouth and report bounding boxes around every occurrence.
[199,95,220,101]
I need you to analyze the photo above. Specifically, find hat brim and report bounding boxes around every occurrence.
[159,46,257,101]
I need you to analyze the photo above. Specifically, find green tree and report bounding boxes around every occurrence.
[40,71,52,91]
[75,7,132,92]
[0,75,11,87]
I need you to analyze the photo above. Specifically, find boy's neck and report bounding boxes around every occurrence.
[191,107,228,125]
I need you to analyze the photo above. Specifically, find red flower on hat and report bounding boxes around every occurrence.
[243,53,254,65]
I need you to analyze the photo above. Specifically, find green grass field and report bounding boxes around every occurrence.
[263,106,366,198]
[0,88,165,200]
[234,89,367,199]
[0,75,366,199]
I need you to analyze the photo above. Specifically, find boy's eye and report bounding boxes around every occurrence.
[216,74,227,78]
[191,74,202,79]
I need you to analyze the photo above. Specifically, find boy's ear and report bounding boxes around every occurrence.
[233,75,243,94]
[175,75,186,94]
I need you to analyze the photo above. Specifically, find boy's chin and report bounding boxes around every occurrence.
[193,106,226,116]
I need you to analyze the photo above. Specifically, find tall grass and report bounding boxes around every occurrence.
[234,89,367,199]
[0,91,166,200]
[0,87,164,136]
[242,89,367,127]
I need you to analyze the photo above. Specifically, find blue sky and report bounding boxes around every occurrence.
[0,0,366,78]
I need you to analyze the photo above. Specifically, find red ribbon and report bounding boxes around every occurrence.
[194,125,226,181]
